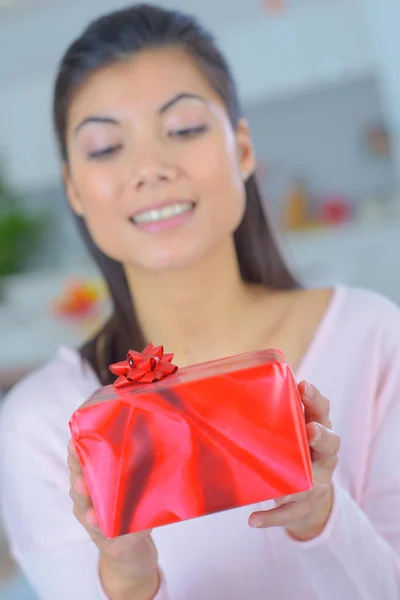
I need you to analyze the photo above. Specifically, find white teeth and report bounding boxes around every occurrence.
[133,202,194,224]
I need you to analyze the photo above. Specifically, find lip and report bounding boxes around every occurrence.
[129,199,196,234]
[130,199,194,220]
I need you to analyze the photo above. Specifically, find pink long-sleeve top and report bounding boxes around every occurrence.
[0,286,399,600]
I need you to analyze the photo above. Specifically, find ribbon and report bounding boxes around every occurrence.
[110,343,178,388]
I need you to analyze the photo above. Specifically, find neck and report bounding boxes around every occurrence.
[125,238,260,366]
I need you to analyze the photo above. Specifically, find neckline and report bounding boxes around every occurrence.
[60,285,348,383]
[294,284,347,379]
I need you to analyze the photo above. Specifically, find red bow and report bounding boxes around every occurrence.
[110,343,178,388]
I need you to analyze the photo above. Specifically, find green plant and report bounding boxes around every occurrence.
[0,174,46,278]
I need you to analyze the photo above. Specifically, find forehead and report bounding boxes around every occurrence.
[67,47,223,126]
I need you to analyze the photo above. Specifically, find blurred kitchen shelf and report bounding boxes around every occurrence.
[283,217,400,245]
[0,264,109,389]
[280,218,400,302]
[281,218,399,264]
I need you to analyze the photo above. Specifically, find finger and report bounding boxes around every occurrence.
[274,494,293,507]
[250,482,330,528]
[73,502,86,525]
[69,483,92,509]
[73,503,102,537]
[67,441,82,475]
[274,483,323,507]
[72,503,103,544]
[307,422,341,462]
[69,473,92,506]
[249,499,310,529]
[86,507,101,533]
[299,382,331,429]
[74,473,90,498]
[275,489,312,506]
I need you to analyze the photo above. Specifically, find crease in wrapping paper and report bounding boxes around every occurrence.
[70,349,313,538]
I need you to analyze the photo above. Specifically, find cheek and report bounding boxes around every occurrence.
[192,135,245,222]
[69,162,132,260]
[193,130,242,194]
[71,161,125,215]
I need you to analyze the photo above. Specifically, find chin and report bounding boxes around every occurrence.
[126,241,210,273]
[137,254,202,273]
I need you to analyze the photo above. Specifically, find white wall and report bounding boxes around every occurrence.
[0,0,374,191]
[219,1,372,104]
[362,0,400,187]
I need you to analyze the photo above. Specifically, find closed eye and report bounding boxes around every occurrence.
[169,125,208,138]
[88,145,123,159]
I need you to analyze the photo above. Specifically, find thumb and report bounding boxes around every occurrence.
[274,495,293,508]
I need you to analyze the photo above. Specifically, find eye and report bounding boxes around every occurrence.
[88,145,122,159]
[169,125,208,138]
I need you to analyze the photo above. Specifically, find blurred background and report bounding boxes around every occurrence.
[0,0,399,596]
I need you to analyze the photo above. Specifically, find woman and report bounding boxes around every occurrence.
[0,4,399,600]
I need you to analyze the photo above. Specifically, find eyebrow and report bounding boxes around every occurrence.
[74,93,208,136]
[74,116,119,136]
[159,92,208,113]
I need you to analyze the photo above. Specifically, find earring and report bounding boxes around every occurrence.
[241,172,248,182]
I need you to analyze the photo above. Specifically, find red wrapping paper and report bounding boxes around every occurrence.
[69,346,312,539]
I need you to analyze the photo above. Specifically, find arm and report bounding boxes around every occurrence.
[292,481,400,598]
[267,315,400,598]
[273,394,400,599]
[0,385,170,600]
[10,540,169,600]
[99,553,161,600]
[68,439,162,600]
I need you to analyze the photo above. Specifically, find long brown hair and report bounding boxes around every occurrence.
[53,3,298,385]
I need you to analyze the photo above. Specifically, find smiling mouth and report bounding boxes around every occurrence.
[130,201,195,225]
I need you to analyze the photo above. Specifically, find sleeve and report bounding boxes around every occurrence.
[0,377,169,600]
[272,296,400,599]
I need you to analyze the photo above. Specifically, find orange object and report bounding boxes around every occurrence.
[283,181,312,231]
[53,279,106,318]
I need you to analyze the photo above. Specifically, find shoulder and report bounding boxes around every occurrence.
[336,285,400,340]
[302,284,400,327]
[299,285,400,391]
[0,346,99,461]
[330,286,400,411]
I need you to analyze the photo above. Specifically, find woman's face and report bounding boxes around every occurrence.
[65,47,256,271]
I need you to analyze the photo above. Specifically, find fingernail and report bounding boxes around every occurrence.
[304,382,314,399]
[75,478,88,497]
[86,517,100,533]
[312,424,322,442]
[250,517,264,528]
[87,523,101,534]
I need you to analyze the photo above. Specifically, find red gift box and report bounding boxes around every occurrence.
[70,344,312,539]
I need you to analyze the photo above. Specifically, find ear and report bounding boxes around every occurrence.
[62,163,84,217]
[235,118,257,181]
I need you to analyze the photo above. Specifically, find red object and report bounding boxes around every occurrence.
[110,343,178,387]
[320,195,352,225]
[70,347,313,539]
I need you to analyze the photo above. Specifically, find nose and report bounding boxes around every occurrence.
[133,146,178,191]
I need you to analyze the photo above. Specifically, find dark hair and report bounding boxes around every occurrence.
[53,3,298,385]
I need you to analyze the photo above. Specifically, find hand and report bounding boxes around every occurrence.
[248,381,341,541]
[68,440,159,598]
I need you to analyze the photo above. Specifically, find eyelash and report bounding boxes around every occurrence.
[87,125,207,159]
[88,145,122,159]
[169,125,208,138]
